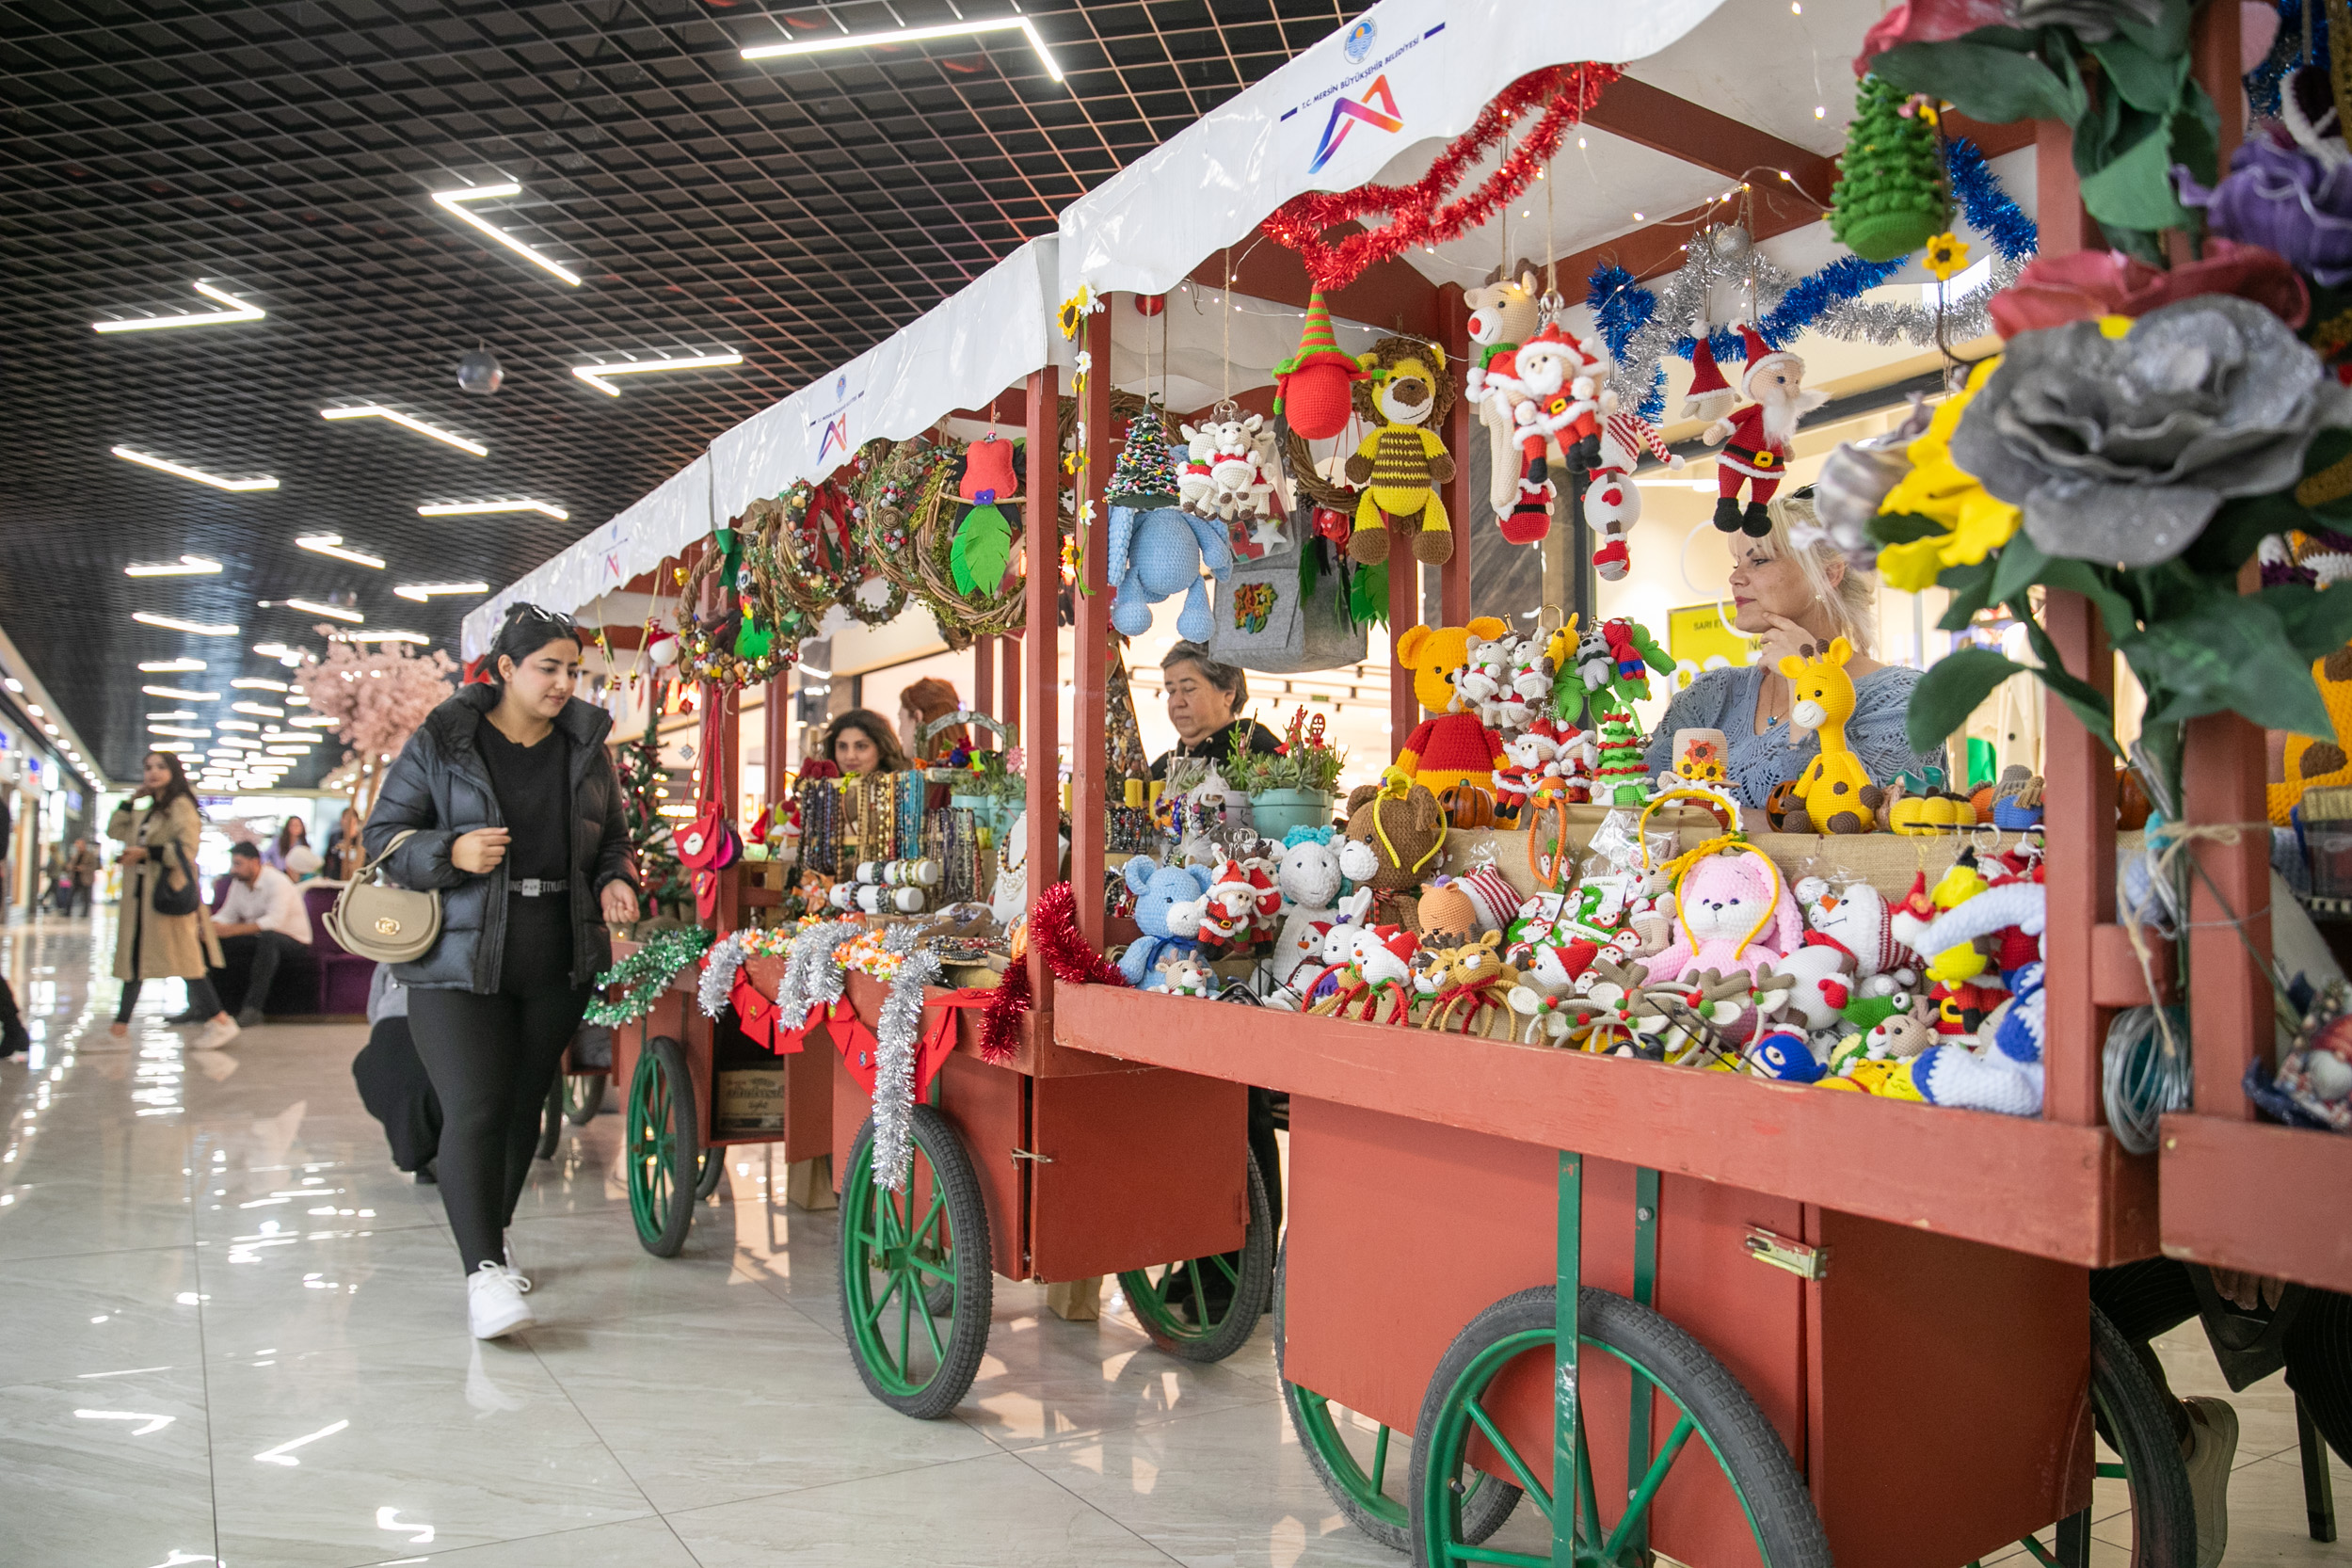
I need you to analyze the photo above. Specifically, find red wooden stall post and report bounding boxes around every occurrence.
[1387,536,1420,753]
[1072,308,1115,949]
[1002,632,1021,733]
[1438,281,1473,628]
[974,635,994,722]
[1024,363,1062,1047]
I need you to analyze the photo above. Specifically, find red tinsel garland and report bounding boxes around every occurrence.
[976,881,1128,1063]
[1262,64,1622,295]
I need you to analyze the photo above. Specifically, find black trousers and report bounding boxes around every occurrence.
[407,898,588,1273]
[2092,1257,2352,1464]
[351,1016,441,1173]
[214,931,305,1016]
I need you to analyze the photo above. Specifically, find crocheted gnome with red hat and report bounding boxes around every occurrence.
[1698,324,1828,536]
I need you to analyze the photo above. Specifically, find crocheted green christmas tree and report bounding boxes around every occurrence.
[1108,412,1181,509]
[1591,708,1652,807]
[1830,75,1952,264]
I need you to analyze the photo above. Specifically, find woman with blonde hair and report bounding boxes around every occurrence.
[1642,488,1942,808]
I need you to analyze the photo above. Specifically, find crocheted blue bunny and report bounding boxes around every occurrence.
[1109,504,1233,642]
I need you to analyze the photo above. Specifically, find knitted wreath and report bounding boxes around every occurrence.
[671,518,800,688]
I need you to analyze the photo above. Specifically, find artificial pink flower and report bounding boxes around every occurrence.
[1854,0,2012,72]
[1988,237,2311,337]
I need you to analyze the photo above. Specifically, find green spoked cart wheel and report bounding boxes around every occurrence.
[1116,1156,1275,1363]
[1409,1287,1831,1568]
[563,1071,607,1126]
[1274,1243,1519,1553]
[840,1106,993,1419]
[626,1034,699,1256]
[1968,1305,2195,1568]
[535,1074,564,1160]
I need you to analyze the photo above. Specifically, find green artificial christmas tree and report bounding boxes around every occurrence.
[1107,411,1181,509]
[1591,706,1653,807]
[1830,74,1951,264]
[618,691,689,919]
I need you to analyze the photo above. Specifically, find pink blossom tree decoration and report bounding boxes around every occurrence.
[291,631,457,799]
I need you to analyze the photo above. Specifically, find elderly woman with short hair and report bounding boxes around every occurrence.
[1148,642,1282,780]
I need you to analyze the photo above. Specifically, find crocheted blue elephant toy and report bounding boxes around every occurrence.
[1109,504,1233,642]
[1117,856,1212,990]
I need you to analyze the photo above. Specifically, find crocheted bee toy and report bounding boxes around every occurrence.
[1342,338,1456,567]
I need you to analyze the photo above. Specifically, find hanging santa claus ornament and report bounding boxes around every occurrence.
[1699,324,1826,536]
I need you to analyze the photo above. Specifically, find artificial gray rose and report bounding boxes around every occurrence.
[2003,0,2164,40]
[1816,395,1930,569]
[1948,293,2352,568]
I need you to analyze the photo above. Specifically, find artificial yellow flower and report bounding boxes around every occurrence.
[1875,355,2022,591]
[1923,231,1971,281]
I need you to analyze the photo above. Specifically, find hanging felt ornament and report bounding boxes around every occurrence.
[1829,76,1952,264]
[1272,291,1368,440]
[959,432,1018,503]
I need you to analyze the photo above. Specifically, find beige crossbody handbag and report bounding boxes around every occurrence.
[322,829,443,964]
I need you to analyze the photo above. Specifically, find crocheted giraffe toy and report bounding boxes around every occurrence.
[1780,636,1880,835]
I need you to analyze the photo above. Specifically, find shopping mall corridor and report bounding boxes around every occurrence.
[0,911,2343,1568]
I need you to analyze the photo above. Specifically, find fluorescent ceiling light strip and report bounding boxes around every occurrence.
[740,16,1065,82]
[291,714,339,728]
[133,612,239,636]
[429,184,582,286]
[232,701,285,718]
[125,555,223,577]
[295,535,385,568]
[229,678,288,691]
[571,352,743,397]
[284,598,363,624]
[216,720,260,732]
[343,631,428,644]
[111,446,277,491]
[148,726,211,739]
[138,658,206,672]
[146,711,200,720]
[393,582,489,601]
[141,685,218,700]
[92,281,266,333]
[417,499,567,520]
[319,405,488,456]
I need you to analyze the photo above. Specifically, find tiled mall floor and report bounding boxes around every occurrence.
[0,911,2343,1568]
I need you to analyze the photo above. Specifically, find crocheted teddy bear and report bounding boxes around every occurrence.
[1337,777,1448,931]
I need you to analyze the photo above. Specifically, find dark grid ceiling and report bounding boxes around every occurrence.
[1,0,1361,786]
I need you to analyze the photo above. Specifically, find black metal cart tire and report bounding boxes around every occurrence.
[1117,1155,1276,1364]
[1274,1241,1518,1553]
[696,1142,728,1200]
[840,1106,993,1419]
[1409,1286,1831,1568]
[563,1071,608,1125]
[535,1074,563,1160]
[625,1034,698,1256]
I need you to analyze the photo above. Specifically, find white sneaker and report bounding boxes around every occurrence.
[2183,1395,2239,1568]
[501,1239,531,1291]
[467,1258,534,1339]
[189,1016,240,1051]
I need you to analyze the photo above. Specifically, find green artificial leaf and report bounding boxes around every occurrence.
[2168,74,2223,189]
[2120,596,2337,736]
[1350,559,1388,630]
[2114,0,2193,60]
[2184,488,2309,576]
[2087,33,2186,113]
[734,618,774,660]
[949,502,1013,596]
[1935,556,1999,630]
[1867,510,1946,546]
[2011,603,2125,756]
[2080,118,2196,233]
[2259,583,2352,661]
[1871,40,2087,125]
[2036,557,2140,644]
[1907,648,2030,753]
[1987,533,2050,608]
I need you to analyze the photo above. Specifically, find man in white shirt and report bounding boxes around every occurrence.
[211,841,314,1027]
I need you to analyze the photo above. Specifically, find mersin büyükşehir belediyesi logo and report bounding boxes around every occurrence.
[1308,74,1403,174]
[1343,19,1376,60]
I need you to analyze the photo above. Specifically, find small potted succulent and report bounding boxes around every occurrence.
[1224,707,1346,839]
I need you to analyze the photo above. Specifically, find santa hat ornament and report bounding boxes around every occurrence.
[1681,332,1736,424]
[646,628,680,668]
[1272,291,1368,441]
[1737,324,1801,398]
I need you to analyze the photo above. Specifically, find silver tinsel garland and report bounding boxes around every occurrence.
[1606,232,2024,408]
[776,919,857,1021]
[871,942,943,1193]
[698,932,751,1018]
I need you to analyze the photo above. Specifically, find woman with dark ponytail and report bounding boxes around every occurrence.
[107,749,233,1048]
[363,604,639,1339]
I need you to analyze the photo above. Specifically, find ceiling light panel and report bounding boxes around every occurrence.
[140,684,217,700]
[295,535,385,568]
[393,582,488,601]
[740,16,1065,83]
[232,701,285,717]
[229,678,288,691]
[133,612,238,636]
[138,658,206,673]
[125,555,222,577]
[571,351,743,397]
[416,499,567,520]
[283,598,362,623]
[111,446,278,491]
[429,184,582,286]
[92,280,265,333]
[342,630,428,644]
[319,405,488,456]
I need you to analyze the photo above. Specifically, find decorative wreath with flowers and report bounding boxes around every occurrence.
[670,523,802,690]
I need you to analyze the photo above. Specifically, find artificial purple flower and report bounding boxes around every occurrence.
[2177,130,2352,287]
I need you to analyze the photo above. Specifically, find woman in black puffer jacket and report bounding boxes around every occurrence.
[363,603,638,1339]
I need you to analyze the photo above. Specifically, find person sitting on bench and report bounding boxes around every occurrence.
[188,841,314,1026]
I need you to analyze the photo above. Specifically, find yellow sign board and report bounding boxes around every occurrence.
[1667,601,1758,669]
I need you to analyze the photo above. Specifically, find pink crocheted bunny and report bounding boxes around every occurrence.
[1640,847,1804,985]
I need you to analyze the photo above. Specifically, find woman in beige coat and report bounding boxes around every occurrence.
[109,750,234,1048]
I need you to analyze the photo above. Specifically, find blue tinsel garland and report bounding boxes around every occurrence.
[1586,136,2038,420]
[2247,0,2329,120]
